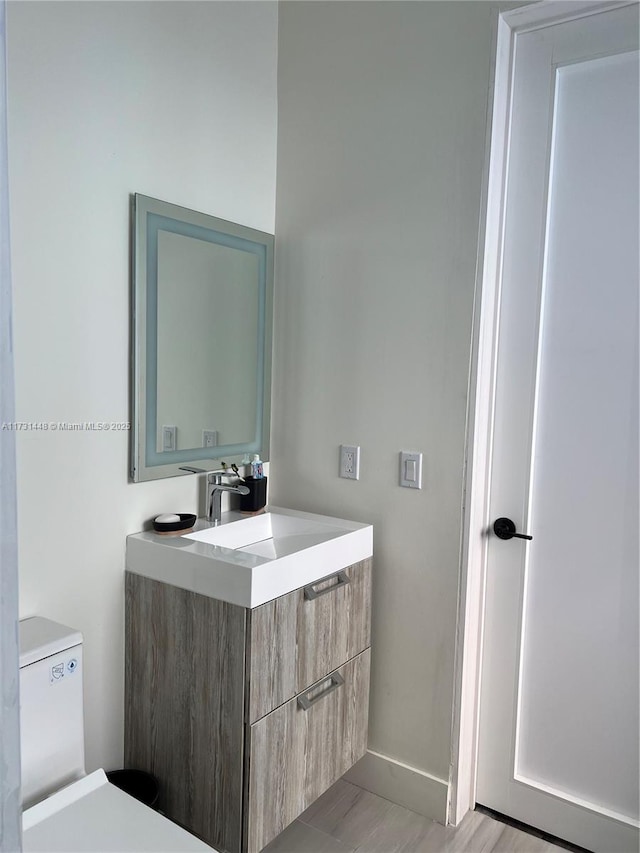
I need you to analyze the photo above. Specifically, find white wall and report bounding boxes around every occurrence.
[7,0,277,773]
[271,1,498,819]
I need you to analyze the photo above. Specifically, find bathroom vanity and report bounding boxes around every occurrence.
[124,507,373,853]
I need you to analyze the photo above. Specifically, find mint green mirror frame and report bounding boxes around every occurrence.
[130,194,273,482]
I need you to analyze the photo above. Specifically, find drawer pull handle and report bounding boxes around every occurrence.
[297,672,345,711]
[303,571,350,600]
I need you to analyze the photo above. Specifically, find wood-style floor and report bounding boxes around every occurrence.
[263,779,571,853]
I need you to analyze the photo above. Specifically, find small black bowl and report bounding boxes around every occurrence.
[152,513,197,533]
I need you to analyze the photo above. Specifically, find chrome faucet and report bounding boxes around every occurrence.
[205,470,250,524]
[179,465,250,524]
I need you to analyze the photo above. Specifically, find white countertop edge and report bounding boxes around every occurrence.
[125,536,254,608]
[250,525,373,607]
[126,506,373,609]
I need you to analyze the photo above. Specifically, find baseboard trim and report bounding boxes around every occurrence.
[344,749,449,824]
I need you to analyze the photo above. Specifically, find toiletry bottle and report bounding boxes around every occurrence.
[250,454,264,479]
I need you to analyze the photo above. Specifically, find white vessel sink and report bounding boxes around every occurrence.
[126,506,372,608]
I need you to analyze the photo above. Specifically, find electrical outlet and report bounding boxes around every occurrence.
[339,444,360,480]
[202,429,218,448]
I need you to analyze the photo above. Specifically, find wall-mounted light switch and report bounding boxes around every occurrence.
[162,425,177,452]
[400,451,422,489]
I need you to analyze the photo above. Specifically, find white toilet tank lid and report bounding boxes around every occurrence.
[19,617,83,668]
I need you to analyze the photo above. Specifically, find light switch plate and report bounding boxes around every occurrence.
[400,451,422,489]
[162,425,177,452]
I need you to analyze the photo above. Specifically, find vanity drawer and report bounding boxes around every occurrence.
[248,558,371,722]
[246,648,370,853]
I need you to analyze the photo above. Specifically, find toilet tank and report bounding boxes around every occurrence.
[19,617,86,808]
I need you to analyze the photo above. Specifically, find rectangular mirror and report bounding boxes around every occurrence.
[130,194,273,482]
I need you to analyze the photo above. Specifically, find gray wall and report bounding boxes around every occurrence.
[271,1,498,817]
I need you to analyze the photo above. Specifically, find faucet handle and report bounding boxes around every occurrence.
[211,463,246,481]
[179,464,230,477]
[207,467,230,478]
[179,464,245,483]
[206,465,245,484]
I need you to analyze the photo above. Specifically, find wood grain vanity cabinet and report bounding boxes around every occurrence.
[125,558,371,853]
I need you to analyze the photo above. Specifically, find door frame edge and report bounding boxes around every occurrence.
[447,5,514,826]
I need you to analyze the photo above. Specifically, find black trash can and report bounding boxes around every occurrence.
[106,769,160,811]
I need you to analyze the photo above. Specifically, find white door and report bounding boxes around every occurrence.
[476,4,639,852]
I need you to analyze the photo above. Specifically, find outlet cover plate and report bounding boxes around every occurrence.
[202,429,218,448]
[340,445,360,480]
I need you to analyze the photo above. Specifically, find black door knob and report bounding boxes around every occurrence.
[493,517,533,541]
